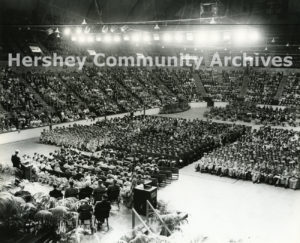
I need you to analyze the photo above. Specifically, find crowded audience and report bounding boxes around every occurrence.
[279,73,300,107]
[199,69,243,102]
[245,71,283,104]
[40,115,248,165]
[0,68,50,131]
[23,145,160,206]
[206,102,297,126]
[195,126,300,189]
[1,66,299,133]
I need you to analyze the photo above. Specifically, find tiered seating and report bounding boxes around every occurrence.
[206,102,297,126]
[0,69,47,131]
[84,67,141,112]
[134,68,178,105]
[199,69,243,101]
[154,68,202,101]
[115,68,160,108]
[279,73,300,107]
[25,71,86,122]
[1,65,300,134]
[59,71,120,116]
[245,71,282,104]
[173,69,203,101]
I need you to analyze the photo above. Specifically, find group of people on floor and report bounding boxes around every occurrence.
[195,126,300,189]
[40,115,248,165]
[49,179,120,201]
[48,179,118,230]
[29,146,159,189]
[16,142,160,228]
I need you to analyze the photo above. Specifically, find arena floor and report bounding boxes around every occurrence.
[1,108,300,243]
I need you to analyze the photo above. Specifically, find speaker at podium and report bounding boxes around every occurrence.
[133,185,157,216]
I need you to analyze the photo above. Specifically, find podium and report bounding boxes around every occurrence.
[21,164,32,180]
[133,185,157,216]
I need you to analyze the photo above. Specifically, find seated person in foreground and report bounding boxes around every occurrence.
[93,180,107,204]
[79,181,93,200]
[94,195,111,229]
[64,181,79,198]
[77,198,93,224]
[107,179,120,202]
[49,184,63,199]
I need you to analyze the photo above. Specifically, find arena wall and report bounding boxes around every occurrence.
[214,102,229,108]
[189,102,207,108]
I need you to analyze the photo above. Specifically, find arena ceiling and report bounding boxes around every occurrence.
[1,0,300,26]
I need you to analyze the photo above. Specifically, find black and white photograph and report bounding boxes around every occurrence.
[0,0,300,242]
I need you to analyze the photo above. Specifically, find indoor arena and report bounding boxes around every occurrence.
[0,1,300,243]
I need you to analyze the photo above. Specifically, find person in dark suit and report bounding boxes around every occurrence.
[49,184,63,199]
[64,181,79,198]
[11,150,21,168]
[78,199,93,225]
[94,195,111,230]
[79,182,93,200]
[93,180,107,204]
[107,179,120,202]
[73,169,84,181]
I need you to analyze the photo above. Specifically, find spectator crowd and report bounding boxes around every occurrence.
[1,66,300,133]
[206,102,298,126]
